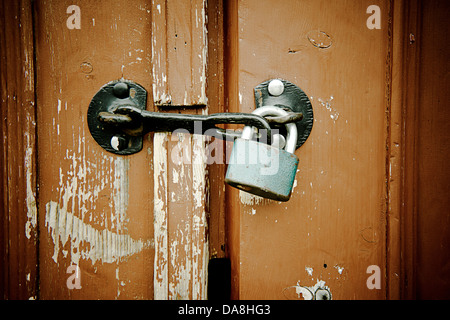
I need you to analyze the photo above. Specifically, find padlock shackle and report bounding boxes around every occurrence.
[241,106,298,154]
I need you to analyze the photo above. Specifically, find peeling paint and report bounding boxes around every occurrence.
[153,133,169,299]
[334,265,344,275]
[318,96,340,122]
[192,134,207,209]
[42,129,151,265]
[112,157,130,231]
[199,0,208,105]
[45,201,152,265]
[153,132,209,300]
[294,279,332,300]
[239,191,266,206]
[24,133,37,239]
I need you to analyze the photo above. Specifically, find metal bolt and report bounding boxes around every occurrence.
[113,82,129,99]
[268,79,284,96]
[271,133,286,149]
[111,135,127,151]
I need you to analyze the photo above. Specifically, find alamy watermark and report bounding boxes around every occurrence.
[66,4,382,31]
[366,265,382,290]
[66,264,82,290]
[66,5,81,30]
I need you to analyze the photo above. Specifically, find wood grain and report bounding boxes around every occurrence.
[151,0,211,300]
[0,0,38,300]
[35,0,154,299]
[151,0,208,107]
[225,0,391,300]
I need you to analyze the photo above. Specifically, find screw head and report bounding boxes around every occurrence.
[268,79,284,96]
[111,135,127,151]
[113,82,129,99]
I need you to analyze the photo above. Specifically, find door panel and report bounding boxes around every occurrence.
[35,0,155,299]
[34,0,211,300]
[225,0,390,299]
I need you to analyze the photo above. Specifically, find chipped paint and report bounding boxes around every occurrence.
[192,134,207,209]
[334,265,344,275]
[153,132,209,300]
[24,133,37,239]
[151,0,207,106]
[191,134,209,299]
[153,132,169,299]
[294,279,332,300]
[45,201,152,265]
[112,157,130,231]
[199,0,208,105]
[239,191,266,206]
[42,128,152,265]
[150,0,209,299]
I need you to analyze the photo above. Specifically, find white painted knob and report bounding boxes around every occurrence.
[268,79,284,96]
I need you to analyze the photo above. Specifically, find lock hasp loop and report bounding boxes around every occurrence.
[254,79,313,149]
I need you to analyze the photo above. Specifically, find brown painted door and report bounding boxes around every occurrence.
[223,0,450,300]
[224,0,390,300]
[34,0,213,299]
[2,0,449,300]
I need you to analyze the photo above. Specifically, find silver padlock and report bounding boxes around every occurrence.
[225,106,299,201]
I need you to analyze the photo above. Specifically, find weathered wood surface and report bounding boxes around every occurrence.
[225,0,391,299]
[0,0,38,300]
[35,0,155,299]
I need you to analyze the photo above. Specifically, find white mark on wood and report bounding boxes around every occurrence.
[112,157,130,232]
[192,135,207,209]
[153,133,169,299]
[42,126,152,266]
[294,279,332,300]
[154,132,209,300]
[318,96,339,121]
[24,133,37,239]
[305,266,314,277]
[45,201,151,265]
[239,191,266,206]
[199,0,208,105]
[334,265,344,274]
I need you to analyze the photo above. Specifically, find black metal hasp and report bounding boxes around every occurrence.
[254,79,314,149]
[87,80,305,155]
[97,105,277,142]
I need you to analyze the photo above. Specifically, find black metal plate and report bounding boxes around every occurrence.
[87,80,147,155]
[254,79,314,149]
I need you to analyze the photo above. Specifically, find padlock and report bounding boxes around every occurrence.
[225,106,299,202]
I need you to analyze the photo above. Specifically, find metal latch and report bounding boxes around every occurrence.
[87,79,313,155]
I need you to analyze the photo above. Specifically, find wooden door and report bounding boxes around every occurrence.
[223,0,450,300]
[224,0,390,300]
[32,0,217,300]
